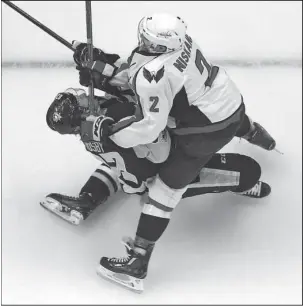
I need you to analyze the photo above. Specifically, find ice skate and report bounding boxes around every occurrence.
[40,192,98,225]
[232,180,271,198]
[96,237,153,293]
[242,122,276,151]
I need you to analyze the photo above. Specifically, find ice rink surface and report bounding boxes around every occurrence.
[1,66,302,304]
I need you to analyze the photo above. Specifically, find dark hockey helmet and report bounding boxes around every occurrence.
[46,91,84,134]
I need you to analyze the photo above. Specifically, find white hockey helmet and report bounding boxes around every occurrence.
[137,13,187,53]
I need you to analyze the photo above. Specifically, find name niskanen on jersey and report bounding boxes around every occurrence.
[173,34,193,73]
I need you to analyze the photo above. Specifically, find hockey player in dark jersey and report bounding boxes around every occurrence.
[42,88,270,226]
[41,87,171,224]
[68,13,276,291]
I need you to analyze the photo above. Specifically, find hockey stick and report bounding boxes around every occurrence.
[4,0,119,128]
[3,1,74,51]
[85,1,96,115]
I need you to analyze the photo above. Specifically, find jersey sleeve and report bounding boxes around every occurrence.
[109,61,130,89]
[109,66,173,148]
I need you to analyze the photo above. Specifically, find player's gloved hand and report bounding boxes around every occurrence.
[73,40,104,67]
[77,63,124,98]
[72,40,120,67]
[81,114,115,143]
[77,65,107,89]
[82,60,117,83]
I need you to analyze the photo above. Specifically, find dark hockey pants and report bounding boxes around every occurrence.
[159,104,249,190]
[183,152,261,198]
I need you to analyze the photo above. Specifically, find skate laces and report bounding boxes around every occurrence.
[110,237,135,263]
[243,181,262,197]
[66,195,79,200]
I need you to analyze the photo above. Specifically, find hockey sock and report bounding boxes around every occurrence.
[134,235,155,258]
[135,213,170,253]
[80,176,111,204]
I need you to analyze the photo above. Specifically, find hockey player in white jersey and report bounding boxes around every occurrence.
[71,13,276,291]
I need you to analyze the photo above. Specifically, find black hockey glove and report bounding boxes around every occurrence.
[76,64,131,99]
[72,40,120,67]
[77,65,108,89]
[80,114,114,143]
[92,115,115,142]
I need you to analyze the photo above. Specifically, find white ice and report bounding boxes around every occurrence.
[1,66,302,304]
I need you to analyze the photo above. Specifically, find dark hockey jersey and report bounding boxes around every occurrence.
[79,98,168,194]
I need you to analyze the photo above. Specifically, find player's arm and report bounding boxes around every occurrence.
[109,68,173,148]
[72,40,133,83]
[72,41,132,96]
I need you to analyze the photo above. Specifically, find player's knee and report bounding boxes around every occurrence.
[142,175,187,219]
[159,168,195,189]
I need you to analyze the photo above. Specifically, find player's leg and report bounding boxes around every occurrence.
[40,163,119,225]
[40,147,161,225]
[236,114,276,150]
[97,174,183,292]
[183,153,271,199]
[96,120,243,291]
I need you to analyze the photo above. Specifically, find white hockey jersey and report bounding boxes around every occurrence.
[108,34,243,148]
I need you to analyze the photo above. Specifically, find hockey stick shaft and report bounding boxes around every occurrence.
[3,0,74,51]
[85,1,95,114]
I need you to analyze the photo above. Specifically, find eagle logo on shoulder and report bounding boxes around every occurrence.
[143,65,165,83]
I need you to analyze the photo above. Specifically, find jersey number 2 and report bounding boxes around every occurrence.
[149,96,159,113]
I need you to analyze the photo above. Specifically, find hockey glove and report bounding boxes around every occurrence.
[81,114,114,143]
[72,40,120,67]
[77,65,107,89]
[77,64,127,98]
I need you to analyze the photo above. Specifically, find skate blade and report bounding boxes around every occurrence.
[273,147,284,155]
[96,265,144,293]
[231,192,269,199]
[40,197,83,225]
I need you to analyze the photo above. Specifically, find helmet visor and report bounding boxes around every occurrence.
[137,18,167,53]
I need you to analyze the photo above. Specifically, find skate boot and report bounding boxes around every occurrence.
[40,192,99,225]
[232,181,271,198]
[97,237,154,293]
[242,122,276,151]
